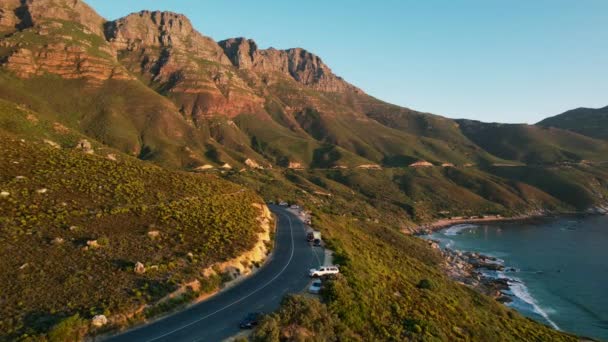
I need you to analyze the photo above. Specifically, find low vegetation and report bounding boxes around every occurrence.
[0,129,263,340]
[252,204,577,341]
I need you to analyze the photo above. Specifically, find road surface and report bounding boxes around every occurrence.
[106,205,323,342]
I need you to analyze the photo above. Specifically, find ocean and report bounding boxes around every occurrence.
[427,215,608,340]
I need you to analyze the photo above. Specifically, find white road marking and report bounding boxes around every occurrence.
[146,210,296,342]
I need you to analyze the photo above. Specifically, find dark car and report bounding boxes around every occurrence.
[239,312,263,329]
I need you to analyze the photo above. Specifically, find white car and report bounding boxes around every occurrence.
[279,201,288,206]
[309,266,339,278]
[308,279,322,294]
[290,204,300,209]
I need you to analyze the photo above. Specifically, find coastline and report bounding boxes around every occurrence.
[408,204,608,236]
[420,213,608,337]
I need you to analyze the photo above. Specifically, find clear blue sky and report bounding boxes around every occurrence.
[88,0,607,123]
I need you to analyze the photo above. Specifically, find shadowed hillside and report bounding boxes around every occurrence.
[537,106,608,141]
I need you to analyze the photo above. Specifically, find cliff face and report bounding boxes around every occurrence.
[219,37,360,93]
[16,0,106,36]
[0,0,132,84]
[105,11,265,120]
[104,11,230,64]
[0,0,21,34]
[4,0,604,172]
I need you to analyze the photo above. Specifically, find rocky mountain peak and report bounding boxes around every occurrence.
[12,0,106,36]
[105,10,192,49]
[218,37,360,93]
[105,10,230,65]
[219,37,258,69]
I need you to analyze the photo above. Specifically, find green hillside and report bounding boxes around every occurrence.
[457,119,608,164]
[237,174,577,341]
[0,100,264,340]
[537,106,608,141]
[0,1,607,341]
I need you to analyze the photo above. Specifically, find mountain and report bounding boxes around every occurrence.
[0,1,607,340]
[0,97,267,340]
[2,0,605,171]
[537,106,608,141]
[457,119,608,164]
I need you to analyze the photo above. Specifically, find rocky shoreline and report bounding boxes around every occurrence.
[427,239,514,303]
[423,204,608,304]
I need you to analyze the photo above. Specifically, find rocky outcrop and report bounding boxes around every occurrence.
[219,37,361,93]
[91,314,108,327]
[105,11,229,63]
[75,139,93,154]
[3,42,133,83]
[409,160,434,167]
[355,164,382,170]
[134,261,145,274]
[17,0,106,36]
[0,0,21,34]
[0,1,133,85]
[244,158,263,169]
[105,11,264,119]
[202,203,273,280]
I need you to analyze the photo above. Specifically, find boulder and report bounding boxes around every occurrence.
[91,314,108,327]
[147,230,160,239]
[0,191,9,197]
[86,240,100,248]
[106,153,117,161]
[43,139,60,149]
[75,139,94,154]
[36,188,48,194]
[52,237,64,245]
[244,158,262,169]
[134,261,145,274]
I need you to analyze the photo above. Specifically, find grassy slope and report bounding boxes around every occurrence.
[0,101,263,340]
[537,106,608,141]
[457,119,608,164]
[242,173,577,341]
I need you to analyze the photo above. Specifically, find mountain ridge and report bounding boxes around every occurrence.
[0,0,606,172]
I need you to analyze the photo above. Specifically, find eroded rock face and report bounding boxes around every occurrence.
[104,11,264,119]
[19,0,106,36]
[219,37,361,93]
[105,11,229,63]
[0,0,133,84]
[0,0,21,34]
[4,42,133,83]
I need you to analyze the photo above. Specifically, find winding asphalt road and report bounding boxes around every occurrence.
[105,205,323,342]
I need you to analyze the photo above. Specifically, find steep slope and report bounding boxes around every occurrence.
[0,1,233,169]
[537,105,608,141]
[0,98,268,340]
[4,2,606,170]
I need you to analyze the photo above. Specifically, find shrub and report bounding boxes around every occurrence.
[47,314,86,342]
[417,278,435,290]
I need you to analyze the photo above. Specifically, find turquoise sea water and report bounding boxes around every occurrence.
[428,215,608,340]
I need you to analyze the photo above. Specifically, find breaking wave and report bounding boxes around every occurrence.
[443,224,478,236]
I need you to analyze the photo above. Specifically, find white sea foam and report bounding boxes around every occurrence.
[443,224,478,236]
[507,277,560,330]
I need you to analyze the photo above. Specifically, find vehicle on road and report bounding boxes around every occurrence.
[290,204,300,209]
[309,265,339,278]
[313,238,322,246]
[239,312,263,329]
[307,230,321,242]
[308,279,322,294]
[279,201,288,206]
